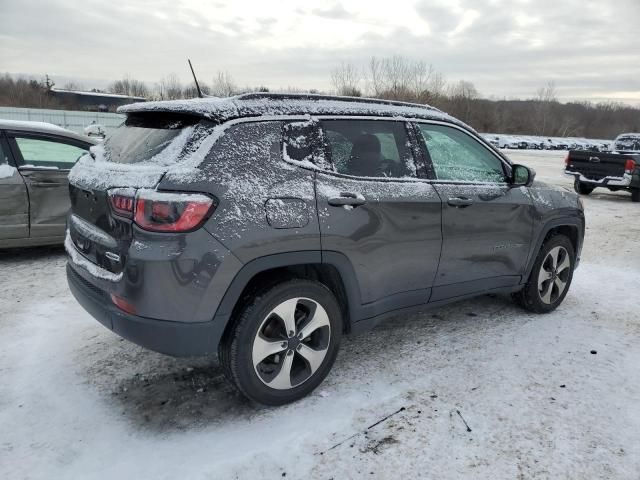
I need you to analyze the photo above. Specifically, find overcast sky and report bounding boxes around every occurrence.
[2,0,639,104]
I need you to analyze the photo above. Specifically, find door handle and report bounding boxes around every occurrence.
[447,196,474,208]
[328,192,366,207]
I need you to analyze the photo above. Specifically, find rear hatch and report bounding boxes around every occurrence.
[67,112,210,276]
[565,150,629,180]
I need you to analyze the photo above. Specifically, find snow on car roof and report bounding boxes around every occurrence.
[118,92,471,130]
[0,119,97,144]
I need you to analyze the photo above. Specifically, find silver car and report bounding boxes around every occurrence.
[0,120,96,248]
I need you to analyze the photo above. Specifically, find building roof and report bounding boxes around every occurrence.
[0,119,98,144]
[118,92,469,130]
[51,88,146,101]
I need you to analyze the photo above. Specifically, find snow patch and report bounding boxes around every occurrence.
[0,163,17,179]
[70,215,117,248]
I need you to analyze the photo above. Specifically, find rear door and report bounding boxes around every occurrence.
[7,133,91,239]
[0,132,29,240]
[413,122,533,301]
[314,118,442,318]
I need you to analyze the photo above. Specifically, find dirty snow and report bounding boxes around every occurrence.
[2,150,640,479]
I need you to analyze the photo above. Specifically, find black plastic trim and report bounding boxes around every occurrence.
[524,217,585,280]
[67,264,221,357]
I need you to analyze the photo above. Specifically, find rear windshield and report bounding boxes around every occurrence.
[103,113,205,164]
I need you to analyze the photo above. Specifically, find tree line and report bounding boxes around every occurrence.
[329,57,640,139]
[2,58,639,139]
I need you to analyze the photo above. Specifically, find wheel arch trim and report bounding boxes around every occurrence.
[524,216,585,280]
[211,250,363,340]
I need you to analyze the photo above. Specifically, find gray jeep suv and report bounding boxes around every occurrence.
[66,93,585,405]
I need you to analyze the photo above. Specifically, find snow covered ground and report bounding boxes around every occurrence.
[1,150,639,479]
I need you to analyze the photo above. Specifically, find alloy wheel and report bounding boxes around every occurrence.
[252,297,331,390]
[537,246,571,304]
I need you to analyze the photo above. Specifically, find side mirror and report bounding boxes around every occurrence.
[511,164,536,187]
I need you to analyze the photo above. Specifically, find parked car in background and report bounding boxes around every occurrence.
[65,93,585,405]
[500,137,520,149]
[0,120,96,248]
[565,132,640,202]
[614,133,640,152]
[84,122,106,140]
[485,135,500,148]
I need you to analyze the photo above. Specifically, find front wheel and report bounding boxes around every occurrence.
[219,279,343,405]
[574,180,594,195]
[514,234,575,313]
[631,189,640,203]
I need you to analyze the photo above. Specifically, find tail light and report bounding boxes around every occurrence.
[625,159,636,174]
[564,154,570,167]
[110,293,136,315]
[134,190,216,232]
[107,188,216,232]
[108,188,136,218]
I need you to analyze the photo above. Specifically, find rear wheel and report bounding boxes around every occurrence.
[631,189,640,203]
[219,279,342,405]
[574,179,594,195]
[514,234,575,313]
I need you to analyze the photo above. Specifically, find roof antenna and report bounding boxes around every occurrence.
[188,59,204,98]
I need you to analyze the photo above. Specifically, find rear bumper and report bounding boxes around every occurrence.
[564,171,632,187]
[67,264,224,357]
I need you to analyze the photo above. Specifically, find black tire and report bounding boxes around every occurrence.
[631,189,640,203]
[514,234,575,313]
[219,279,343,406]
[574,180,594,195]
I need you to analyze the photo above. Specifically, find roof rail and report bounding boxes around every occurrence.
[235,92,437,111]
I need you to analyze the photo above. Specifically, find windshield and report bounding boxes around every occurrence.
[103,113,203,164]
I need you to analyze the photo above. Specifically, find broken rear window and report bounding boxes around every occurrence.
[103,113,206,164]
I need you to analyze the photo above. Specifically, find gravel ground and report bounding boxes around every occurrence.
[1,150,639,479]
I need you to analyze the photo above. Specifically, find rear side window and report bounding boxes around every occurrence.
[320,120,416,178]
[416,124,506,183]
[14,137,88,168]
[282,120,328,169]
[103,113,205,164]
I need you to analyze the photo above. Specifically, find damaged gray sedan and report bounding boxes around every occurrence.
[0,120,96,248]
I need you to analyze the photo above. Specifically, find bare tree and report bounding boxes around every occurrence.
[0,74,59,108]
[364,56,439,102]
[183,81,211,99]
[109,75,149,98]
[62,81,85,91]
[447,80,479,123]
[534,81,558,135]
[368,57,382,96]
[330,62,361,96]
[210,71,236,97]
[157,74,183,100]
